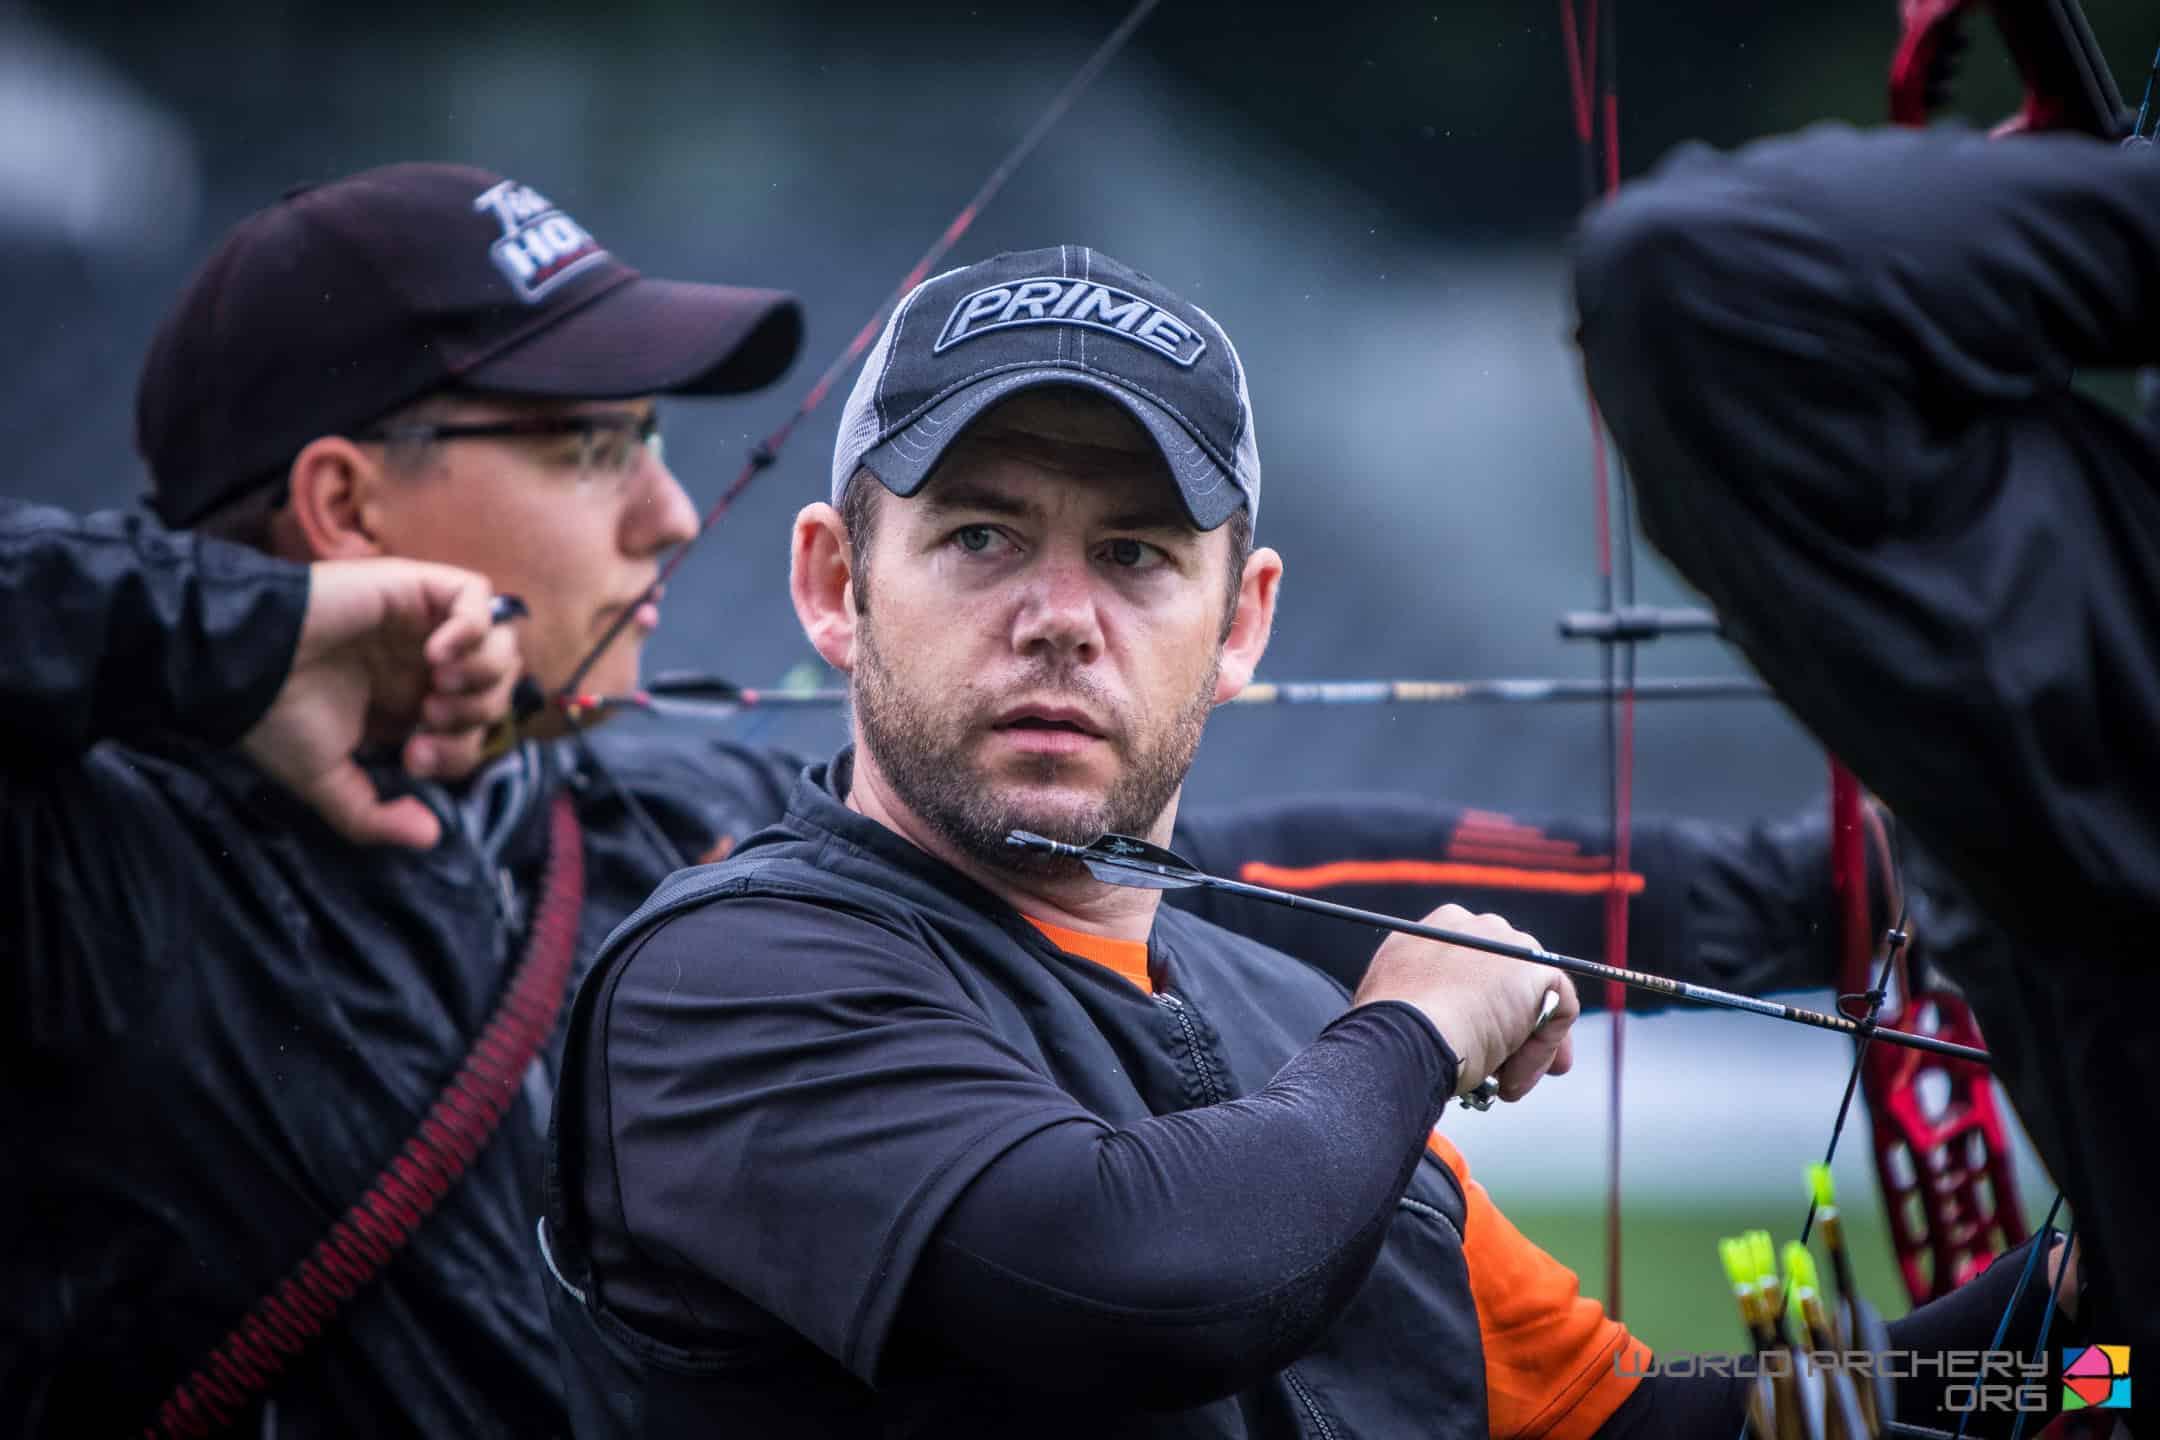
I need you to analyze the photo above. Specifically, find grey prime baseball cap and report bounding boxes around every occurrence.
[831,245,1260,530]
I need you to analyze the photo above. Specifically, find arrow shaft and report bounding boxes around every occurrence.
[1179,868,1988,1065]
[1228,677,1766,705]
[577,675,1772,719]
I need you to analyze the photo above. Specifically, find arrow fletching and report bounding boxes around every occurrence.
[1748,1230,1785,1319]
[1004,830,1209,890]
[1806,1161,1837,1214]
[1748,1230,1778,1284]
[643,671,750,703]
[1783,1241,1820,1300]
[1720,1237,1754,1293]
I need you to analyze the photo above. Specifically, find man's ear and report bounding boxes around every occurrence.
[284,436,392,561]
[792,500,860,673]
[1213,545,1283,704]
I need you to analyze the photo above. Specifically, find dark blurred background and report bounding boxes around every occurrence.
[14,0,2149,826]
[6,0,2146,1330]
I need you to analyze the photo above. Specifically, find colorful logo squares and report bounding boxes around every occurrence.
[2062,1345,2130,1411]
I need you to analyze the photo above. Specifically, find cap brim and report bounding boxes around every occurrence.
[462,275,803,399]
[859,370,1246,530]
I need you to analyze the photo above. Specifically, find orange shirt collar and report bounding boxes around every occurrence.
[1023,916,1154,995]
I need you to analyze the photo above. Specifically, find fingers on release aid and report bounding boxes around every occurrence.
[1459,988,1564,1113]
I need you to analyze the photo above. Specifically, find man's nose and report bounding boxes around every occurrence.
[1011,547,1104,664]
[622,450,699,555]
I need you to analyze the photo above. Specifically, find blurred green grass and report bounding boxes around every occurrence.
[1505,1200,1914,1353]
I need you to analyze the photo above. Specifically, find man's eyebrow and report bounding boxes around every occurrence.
[917,482,1039,520]
[921,483,1196,537]
[1099,503,1199,536]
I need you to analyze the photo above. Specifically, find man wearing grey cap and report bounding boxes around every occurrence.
[539,248,2063,1437]
[830,246,1261,528]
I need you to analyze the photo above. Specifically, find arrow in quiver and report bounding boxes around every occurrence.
[1719,1191,1903,1440]
[1809,1164,1896,1433]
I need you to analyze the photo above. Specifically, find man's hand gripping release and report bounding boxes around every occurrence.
[241,559,526,849]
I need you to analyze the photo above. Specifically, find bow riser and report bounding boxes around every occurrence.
[1891,0,2130,137]
[1864,998,2027,1301]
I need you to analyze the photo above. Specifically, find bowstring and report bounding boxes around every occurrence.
[1998,1203,2070,1440]
[541,0,1166,873]
[1945,1191,2067,1440]
[1559,0,1634,1324]
[2137,43,2159,137]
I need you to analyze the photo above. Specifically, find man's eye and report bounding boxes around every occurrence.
[955,525,1000,553]
[1104,537,1165,570]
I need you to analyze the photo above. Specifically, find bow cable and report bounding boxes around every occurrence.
[1559,0,1634,1323]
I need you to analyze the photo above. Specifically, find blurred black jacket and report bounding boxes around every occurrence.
[1575,122,2160,1349]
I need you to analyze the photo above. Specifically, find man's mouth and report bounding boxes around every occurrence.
[993,705,1104,737]
[990,704,1109,755]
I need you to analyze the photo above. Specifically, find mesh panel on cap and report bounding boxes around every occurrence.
[1206,312,1263,525]
[831,315,898,501]
[830,264,967,502]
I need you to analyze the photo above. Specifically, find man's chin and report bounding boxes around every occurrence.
[982,785,1120,847]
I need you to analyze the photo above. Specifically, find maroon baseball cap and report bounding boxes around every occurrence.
[138,163,803,527]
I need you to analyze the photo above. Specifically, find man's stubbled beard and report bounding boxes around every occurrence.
[852,607,1217,875]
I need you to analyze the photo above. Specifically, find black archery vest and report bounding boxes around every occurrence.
[541,753,1488,1439]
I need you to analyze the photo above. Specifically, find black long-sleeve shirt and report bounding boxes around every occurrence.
[1575,123,2160,1350]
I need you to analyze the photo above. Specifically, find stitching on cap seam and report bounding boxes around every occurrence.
[1057,245,1070,366]
[883,370,1227,501]
[1186,301,1246,458]
[876,280,936,436]
[881,359,1239,478]
[1079,248,1092,367]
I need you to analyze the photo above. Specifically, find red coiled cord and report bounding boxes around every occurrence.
[144,793,585,1439]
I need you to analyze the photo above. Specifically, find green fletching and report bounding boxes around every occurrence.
[1807,1162,1836,1210]
[1748,1230,1778,1285]
[1783,1240,1819,1297]
[1720,1238,1752,1290]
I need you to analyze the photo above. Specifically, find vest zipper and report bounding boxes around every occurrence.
[1283,1364,1340,1440]
[1153,990,1227,1107]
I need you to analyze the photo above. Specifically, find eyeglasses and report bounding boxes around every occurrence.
[358,410,663,484]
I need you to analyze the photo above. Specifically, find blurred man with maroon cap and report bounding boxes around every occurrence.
[5,166,1900,1437]
[2,163,805,1438]
[137,164,802,705]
